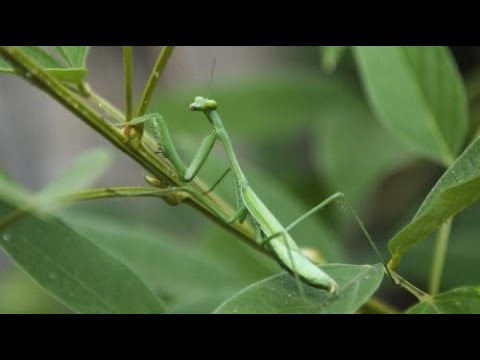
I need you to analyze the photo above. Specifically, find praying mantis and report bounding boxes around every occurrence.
[127,95,382,296]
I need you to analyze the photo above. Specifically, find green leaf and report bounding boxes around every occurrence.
[0,67,87,84]
[1,149,112,216]
[320,46,347,73]
[197,225,280,285]
[55,46,90,67]
[388,136,480,269]
[0,202,166,314]
[170,295,233,314]
[354,46,468,166]
[314,82,413,207]
[19,46,62,68]
[39,148,112,203]
[0,172,34,212]
[61,211,250,307]
[213,263,384,314]
[0,46,87,84]
[41,68,87,84]
[407,287,480,314]
[0,269,67,314]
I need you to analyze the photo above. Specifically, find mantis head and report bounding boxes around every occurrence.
[189,96,218,112]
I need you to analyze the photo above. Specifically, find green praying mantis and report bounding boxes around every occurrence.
[126,94,385,296]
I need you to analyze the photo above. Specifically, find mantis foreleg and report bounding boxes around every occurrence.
[129,114,218,182]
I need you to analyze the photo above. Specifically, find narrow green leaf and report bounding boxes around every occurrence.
[213,263,384,314]
[320,46,347,73]
[388,137,480,269]
[0,149,111,217]
[0,172,34,212]
[0,46,59,71]
[354,46,468,166]
[0,67,87,84]
[39,148,112,202]
[0,202,165,314]
[407,287,480,314]
[0,46,87,83]
[20,46,62,68]
[42,68,87,83]
[55,46,90,67]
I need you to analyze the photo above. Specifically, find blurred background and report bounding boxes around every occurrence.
[1,46,480,313]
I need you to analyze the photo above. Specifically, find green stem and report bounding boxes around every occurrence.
[123,46,134,122]
[80,83,125,123]
[60,186,182,203]
[429,220,452,295]
[0,46,262,256]
[136,46,174,116]
[389,269,429,300]
[80,85,169,155]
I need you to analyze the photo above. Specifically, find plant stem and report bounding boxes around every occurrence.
[429,220,452,295]
[136,46,174,116]
[389,269,430,301]
[78,83,125,123]
[123,46,133,123]
[0,46,263,255]
[79,84,167,154]
[60,186,182,202]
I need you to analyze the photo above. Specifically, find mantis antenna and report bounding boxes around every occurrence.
[207,57,216,99]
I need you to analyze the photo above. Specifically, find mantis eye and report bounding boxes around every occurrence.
[205,99,218,110]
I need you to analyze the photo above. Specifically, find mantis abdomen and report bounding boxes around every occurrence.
[241,185,340,294]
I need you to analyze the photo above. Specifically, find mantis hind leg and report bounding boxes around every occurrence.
[287,191,433,300]
[285,192,383,262]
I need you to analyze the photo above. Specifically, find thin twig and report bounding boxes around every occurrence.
[429,220,452,295]
[136,46,175,117]
[123,46,134,122]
